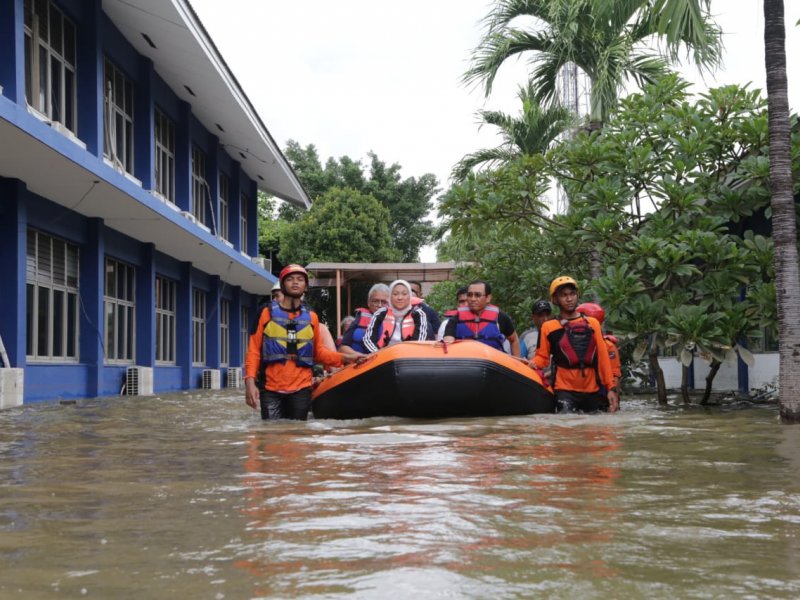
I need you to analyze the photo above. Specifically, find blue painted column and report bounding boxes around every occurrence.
[0,0,25,104]
[177,261,192,388]
[0,178,27,367]
[76,0,102,157]
[207,276,220,369]
[737,338,750,393]
[81,218,105,397]
[135,56,155,190]
[230,286,242,369]
[136,243,156,368]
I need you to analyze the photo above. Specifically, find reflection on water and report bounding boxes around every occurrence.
[1,393,799,598]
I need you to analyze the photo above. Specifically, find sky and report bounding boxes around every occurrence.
[189,0,800,259]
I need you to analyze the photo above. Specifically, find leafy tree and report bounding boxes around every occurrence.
[279,187,401,266]
[278,140,437,261]
[464,0,721,128]
[763,0,800,422]
[440,76,788,404]
[452,82,574,181]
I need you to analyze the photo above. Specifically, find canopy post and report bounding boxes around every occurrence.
[336,269,342,337]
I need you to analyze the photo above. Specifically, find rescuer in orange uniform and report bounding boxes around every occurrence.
[245,265,364,420]
[533,276,619,413]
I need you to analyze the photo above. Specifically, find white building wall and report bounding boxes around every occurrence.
[656,352,779,392]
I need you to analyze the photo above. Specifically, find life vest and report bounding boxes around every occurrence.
[377,309,418,348]
[549,315,597,375]
[454,305,506,352]
[260,301,314,368]
[347,307,373,353]
[443,309,458,318]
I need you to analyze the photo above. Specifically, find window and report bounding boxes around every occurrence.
[240,192,249,254]
[748,328,779,353]
[192,288,206,366]
[191,146,208,225]
[241,306,250,363]
[155,276,176,364]
[104,258,135,363]
[154,109,175,202]
[103,59,134,174]
[26,228,79,361]
[24,0,77,133]
[219,173,230,241]
[220,299,230,367]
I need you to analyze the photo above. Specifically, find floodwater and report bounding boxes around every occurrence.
[1,392,799,599]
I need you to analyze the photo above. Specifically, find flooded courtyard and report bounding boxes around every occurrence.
[1,391,799,598]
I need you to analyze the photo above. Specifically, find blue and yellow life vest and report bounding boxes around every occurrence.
[261,301,314,367]
[454,305,505,352]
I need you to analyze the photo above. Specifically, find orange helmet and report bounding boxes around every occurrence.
[577,302,605,324]
[549,276,578,301]
[279,264,309,285]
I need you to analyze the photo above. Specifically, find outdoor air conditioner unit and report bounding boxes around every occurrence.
[126,366,154,396]
[226,367,243,389]
[0,368,24,409]
[251,256,271,271]
[202,369,221,390]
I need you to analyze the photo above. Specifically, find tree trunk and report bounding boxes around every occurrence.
[764,0,800,423]
[680,365,691,405]
[649,346,668,405]
[701,359,722,405]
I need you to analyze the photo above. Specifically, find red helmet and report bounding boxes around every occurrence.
[577,302,605,324]
[279,264,309,285]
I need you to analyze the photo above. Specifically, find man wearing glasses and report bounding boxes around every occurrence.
[442,280,521,357]
[338,283,390,354]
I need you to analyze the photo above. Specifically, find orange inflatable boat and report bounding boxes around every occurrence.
[312,340,555,419]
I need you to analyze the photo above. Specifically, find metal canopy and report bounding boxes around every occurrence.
[305,261,462,335]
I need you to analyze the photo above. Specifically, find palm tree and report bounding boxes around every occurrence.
[763,0,800,422]
[452,83,574,181]
[464,0,721,128]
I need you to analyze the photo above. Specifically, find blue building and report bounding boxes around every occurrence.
[0,0,310,404]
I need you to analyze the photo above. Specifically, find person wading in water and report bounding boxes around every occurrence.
[533,276,619,413]
[244,264,364,420]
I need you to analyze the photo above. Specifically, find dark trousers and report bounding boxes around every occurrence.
[555,390,609,414]
[259,388,313,420]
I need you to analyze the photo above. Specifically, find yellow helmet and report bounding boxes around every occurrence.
[549,276,578,301]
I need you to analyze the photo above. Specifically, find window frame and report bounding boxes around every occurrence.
[241,305,250,365]
[191,146,209,226]
[23,0,77,133]
[192,288,207,366]
[155,275,177,365]
[218,173,230,242]
[154,109,176,202]
[239,192,249,255]
[103,257,136,364]
[25,228,80,362]
[220,298,230,367]
[103,58,135,175]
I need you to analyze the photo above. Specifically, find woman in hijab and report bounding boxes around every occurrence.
[362,279,429,352]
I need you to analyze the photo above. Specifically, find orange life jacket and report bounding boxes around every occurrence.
[378,310,418,348]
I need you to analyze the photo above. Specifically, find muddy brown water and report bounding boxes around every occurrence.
[1,392,799,599]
